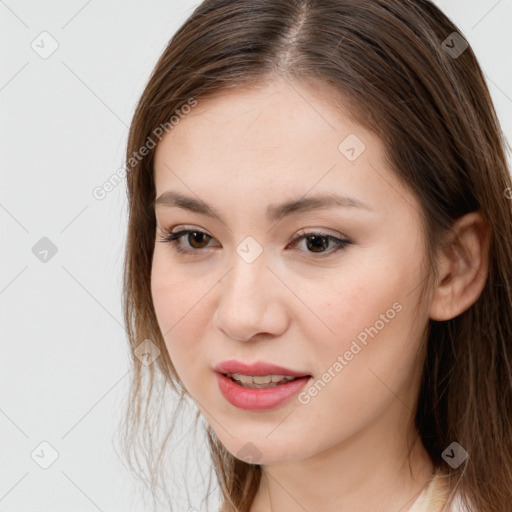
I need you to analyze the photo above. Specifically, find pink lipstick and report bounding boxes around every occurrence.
[213,359,311,411]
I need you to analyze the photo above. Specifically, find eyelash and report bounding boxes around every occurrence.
[156,227,352,258]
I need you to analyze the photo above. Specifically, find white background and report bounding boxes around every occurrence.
[1,0,511,511]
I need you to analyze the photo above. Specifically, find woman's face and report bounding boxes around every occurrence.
[151,77,433,465]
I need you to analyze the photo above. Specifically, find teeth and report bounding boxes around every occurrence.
[226,372,299,388]
[252,375,272,384]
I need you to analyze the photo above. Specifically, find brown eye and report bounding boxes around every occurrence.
[157,228,217,256]
[187,231,211,249]
[289,231,351,256]
[304,235,330,253]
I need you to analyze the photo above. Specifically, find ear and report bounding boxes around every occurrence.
[429,211,491,321]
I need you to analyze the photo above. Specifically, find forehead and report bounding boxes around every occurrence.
[157,78,359,155]
[152,77,417,220]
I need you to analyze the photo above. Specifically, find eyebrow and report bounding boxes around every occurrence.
[153,190,373,223]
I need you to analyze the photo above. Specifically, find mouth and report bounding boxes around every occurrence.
[213,360,312,410]
[215,371,312,410]
[222,372,312,389]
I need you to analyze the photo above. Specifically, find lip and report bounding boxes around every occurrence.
[213,359,312,411]
[215,372,311,411]
[213,359,310,377]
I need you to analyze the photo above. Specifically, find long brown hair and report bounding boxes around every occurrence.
[115,1,512,510]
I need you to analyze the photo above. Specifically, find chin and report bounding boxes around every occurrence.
[220,437,306,466]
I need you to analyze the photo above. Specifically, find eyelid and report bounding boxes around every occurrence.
[294,227,346,239]
[166,224,213,235]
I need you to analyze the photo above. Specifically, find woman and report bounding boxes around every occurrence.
[117,1,512,511]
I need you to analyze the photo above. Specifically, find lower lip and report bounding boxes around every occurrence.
[215,373,311,411]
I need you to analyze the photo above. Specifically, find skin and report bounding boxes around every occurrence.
[150,76,490,512]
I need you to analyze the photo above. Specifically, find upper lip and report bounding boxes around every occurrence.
[213,359,311,377]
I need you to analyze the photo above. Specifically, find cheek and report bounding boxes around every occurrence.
[308,265,404,353]
[300,251,423,399]
[150,253,209,383]
[321,240,423,350]
[301,265,422,393]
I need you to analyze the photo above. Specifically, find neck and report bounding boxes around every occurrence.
[249,405,435,512]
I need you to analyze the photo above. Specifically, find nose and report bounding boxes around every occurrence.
[212,253,289,342]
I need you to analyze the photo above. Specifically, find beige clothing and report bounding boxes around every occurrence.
[222,467,472,512]
[408,468,470,512]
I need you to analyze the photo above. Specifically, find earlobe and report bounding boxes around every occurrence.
[429,212,491,321]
